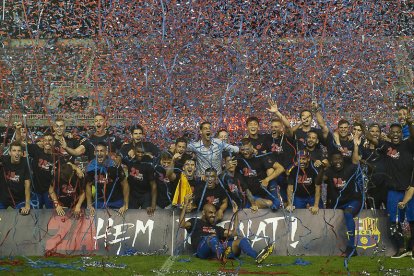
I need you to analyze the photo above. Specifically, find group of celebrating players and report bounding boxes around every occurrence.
[0,99,413,262]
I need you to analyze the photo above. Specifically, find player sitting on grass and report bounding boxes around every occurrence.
[179,194,274,264]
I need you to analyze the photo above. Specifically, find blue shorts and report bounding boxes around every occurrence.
[293,196,323,209]
[94,199,124,209]
[387,190,414,223]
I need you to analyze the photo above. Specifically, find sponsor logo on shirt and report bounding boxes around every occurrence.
[130,167,144,181]
[38,158,53,171]
[5,171,20,183]
[243,167,257,177]
[271,143,283,154]
[297,175,312,185]
[333,177,346,188]
[206,196,220,206]
[386,147,400,159]
[202,226,216,235]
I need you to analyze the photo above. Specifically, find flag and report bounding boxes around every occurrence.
[172,173,192,207]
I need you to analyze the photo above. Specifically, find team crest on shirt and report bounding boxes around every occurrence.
[351,217,381,249]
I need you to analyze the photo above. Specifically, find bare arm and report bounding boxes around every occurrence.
[21,179,31,214]
[118,178,129,215]
[179,194,193,229]
[352,136,361,165]
[398,186,414,208]
[146,180,157,215]
[262,162,285,186]
[267,99,293,137]
[216,197,228,221]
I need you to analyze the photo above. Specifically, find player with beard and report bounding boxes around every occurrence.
[236,138,285,210]
[170,137,191,171]
[15,123,84,209]
[122,145,156,215]
[85,142,129,216]
[48,163,85,217]
[154,152,177,209]
[62,114,122,162]
[120,124,160,163]
[220,153,246,209]
[286,150,322,214]
[316,135,362,257]
[0,142,31,214]
[375,121,414,258]
[303,130,329,168]
[193,168,228,222]
[188,122,239,177]
[291,101,329,148]
[180,196,274,264]
[361,123,387,209]
[173,157,201,212]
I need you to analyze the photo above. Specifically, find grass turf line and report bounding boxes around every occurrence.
[0,256,413,275]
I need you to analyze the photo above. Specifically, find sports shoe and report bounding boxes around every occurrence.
[221,246,232,264]
[391,249,412,258]
[412,251,414,260]
[256,243,274,264]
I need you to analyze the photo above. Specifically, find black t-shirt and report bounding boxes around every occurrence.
[82,132,122,161]
[220,172,246,208]
[194,183,227,210]
[120,141,160,162]
[53,174,84,208]
[173,172,201,194]
[378,140,414,191]
[263,134,296,170]
[27,144,59,193]
[54,137,80,163]
[294,127,325,148]
[154,165,177,208]
[326,133,364,164]
[0,156,30,206]
[235,155,274,198]
[287,166,319,198]
[247,134,271,155]
[186,218,225,252]
[124,159,155,196]
[325,163,362,207]
[85,161,126,202]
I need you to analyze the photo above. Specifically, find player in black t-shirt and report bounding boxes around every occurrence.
[286,150,322,214]
[62,114,122,162]
[179,195,274,264]
[0,142,31,214]
[193,168,228,222]
[120,124,160,163]
[376,122,414,258]
[154,152,178,209]
[236,138,285,211]
[122,145,156,215]
[220,154,246,209]
[244,116,269,155]
[360,123,387,209]
[302,130,329,168]
[85,142,129,216]
[316,136,362,257]
[48,163,85,217]
[52,118,80,163]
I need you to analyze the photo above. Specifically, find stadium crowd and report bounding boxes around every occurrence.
[1,99,413,261]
